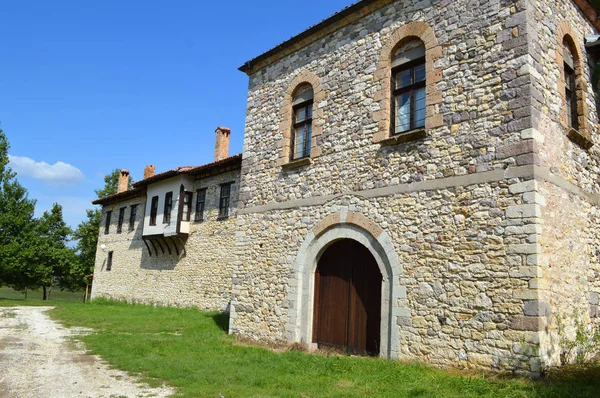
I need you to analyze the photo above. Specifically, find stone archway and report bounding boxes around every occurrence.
[286,211,406,359]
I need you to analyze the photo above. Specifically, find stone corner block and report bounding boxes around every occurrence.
[509,315,546,331]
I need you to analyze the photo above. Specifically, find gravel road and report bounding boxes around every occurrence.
[0,306,174,398]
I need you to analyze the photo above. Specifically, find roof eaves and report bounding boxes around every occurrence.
[239,0,382,75]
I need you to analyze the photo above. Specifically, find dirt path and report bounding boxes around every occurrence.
[0,306,174,398]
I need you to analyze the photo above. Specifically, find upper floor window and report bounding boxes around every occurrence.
[104,211,112,235]
[106,251,113,271]
[117,207,125,233]
[563,41,579,130]
[163,192,173,224]
[392,40,426,134]
[291,84,313,160]
[218,183,232,219]
[150,196,159,226]
[182,191,193,222]
[129,204,138,231]
[195,188,207,222]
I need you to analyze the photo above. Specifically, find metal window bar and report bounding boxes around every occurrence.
[291,100,313,160]
[391,58,426,135]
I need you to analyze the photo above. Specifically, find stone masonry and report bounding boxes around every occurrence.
[229,0,600,375]
[91,0,600,376]
[92,166,240,311]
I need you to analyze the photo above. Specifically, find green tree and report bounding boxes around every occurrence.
[22,203,76,300]
[72,169,132,289]
[0,128,37,290]
[591,1,600,91]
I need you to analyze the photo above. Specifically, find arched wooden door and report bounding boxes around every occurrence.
[313,239,382,355]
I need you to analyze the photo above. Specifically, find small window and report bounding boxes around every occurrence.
[182,192,193,222]
[218,183,232,219]
[106,251,113,271]
[117,207,125,233]
[195,188,207,222]
[291,84,313,160]
[150,196,159,226]
[563,41,579,130]
[104,211,112,235]
[129,204,138,231]
[391,40,426,134]
[163,192,173,224]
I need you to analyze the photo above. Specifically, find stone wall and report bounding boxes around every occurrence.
[91,169,240,311]
[231,0,600,375]
[528,0,600,367]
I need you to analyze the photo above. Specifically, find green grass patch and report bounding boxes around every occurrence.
[38,300,600,397]
[0,286,84,306]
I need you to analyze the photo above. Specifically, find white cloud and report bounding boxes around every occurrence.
[8,155,85,186]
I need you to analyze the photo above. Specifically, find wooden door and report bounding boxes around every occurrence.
[313,239,382,355]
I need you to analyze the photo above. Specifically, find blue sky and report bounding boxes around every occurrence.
[1,0,353,228]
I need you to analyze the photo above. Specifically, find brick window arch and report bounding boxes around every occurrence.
[556,22,592,149]
[373,22,443,144]
[277,71,324,167]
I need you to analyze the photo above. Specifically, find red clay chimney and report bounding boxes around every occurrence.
[144,165,156,179]
[214,127,231,162]
[117,170,130,193]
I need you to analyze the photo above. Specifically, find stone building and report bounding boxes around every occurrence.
[91,127,241,311]
[92,0,600,374]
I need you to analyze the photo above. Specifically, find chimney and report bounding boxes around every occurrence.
[117,170,130,193]
[144,165,156,179]
[214,127,231,162]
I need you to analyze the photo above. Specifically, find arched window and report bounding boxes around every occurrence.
[392,40,426,134]
[372,22,442,145]
[291,84,314,160]
[563,40,579,130]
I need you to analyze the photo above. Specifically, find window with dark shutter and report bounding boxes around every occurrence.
[195,188,207,222]
[129,204,137,231]
[163,192,173,224]
[106,251,113,271]
[117,207,125,233]
[104,211,112,234]
[150,196,159,226]
[218,183,232,219]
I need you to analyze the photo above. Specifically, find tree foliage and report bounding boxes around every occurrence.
[0,128,37,289]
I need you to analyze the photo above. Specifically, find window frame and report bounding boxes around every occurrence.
[149,196,159,226]
[218,183,232,219]
[391,57,426,135]
[291,99,313,160]
[106,251,113,271]
[129,204,138,231]
[104,211,112,235]
[182,191,193,222]
[117,207,125,234]
[163,192,173,224]
[195,188,207,222]
[564,59,579,131]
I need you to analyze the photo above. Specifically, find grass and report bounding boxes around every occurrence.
[24,299,596,398]
[0,286,84,306]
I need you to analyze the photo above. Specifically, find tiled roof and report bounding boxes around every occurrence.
[92,154,242,206]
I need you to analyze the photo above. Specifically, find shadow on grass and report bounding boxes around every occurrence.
[541,362,600,387]
[211,312,229,332]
